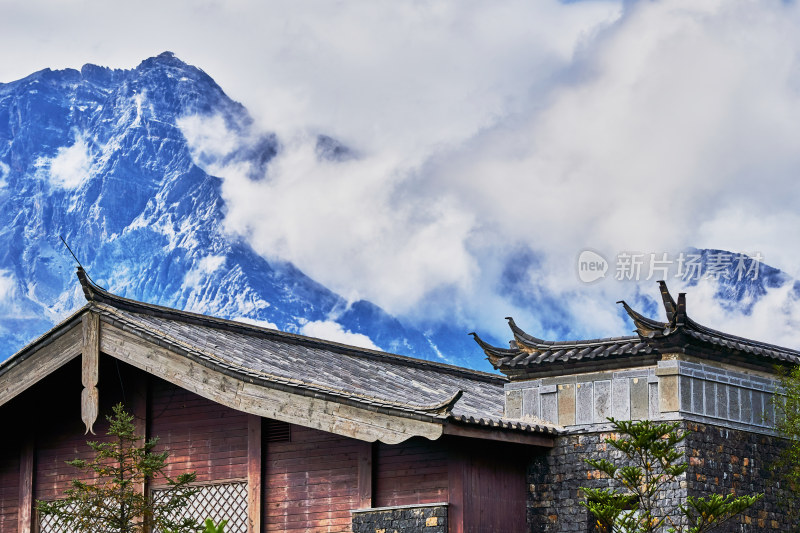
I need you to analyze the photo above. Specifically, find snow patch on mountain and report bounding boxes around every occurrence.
[45,133,93,189]
[183,255,227,290]
[0,161,9,188]
[0,270,18,305]
[300,320,380,351]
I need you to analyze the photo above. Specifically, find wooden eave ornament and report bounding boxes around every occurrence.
[81,312,100,435]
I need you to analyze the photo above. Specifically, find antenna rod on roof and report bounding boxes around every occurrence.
[59,235,105,290]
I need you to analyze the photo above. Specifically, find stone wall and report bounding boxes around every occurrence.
[528,422,787,532]
[528,430,685,532]
[684,421,794,531]
[351,503,447,533]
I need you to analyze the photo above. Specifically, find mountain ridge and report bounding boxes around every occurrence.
[1,52,797,366]
[0,52,447,363]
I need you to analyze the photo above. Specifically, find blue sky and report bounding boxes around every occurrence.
[2,0,800,350]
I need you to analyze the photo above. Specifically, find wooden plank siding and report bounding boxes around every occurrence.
[453,439,532,533]
[0,442,20,533]
[374,437,450,507]
[32,358,115,502]
[264,425,361,532]
[149,379,249,484]
[0,347,542,533]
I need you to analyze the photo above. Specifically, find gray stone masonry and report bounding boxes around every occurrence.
[683,421,795,531]
[351,503,448,533]
[528,429,685,532]
[527,421,790,532]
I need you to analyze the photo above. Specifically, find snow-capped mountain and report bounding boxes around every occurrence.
[0,52,440,360]
[1,52,797,365]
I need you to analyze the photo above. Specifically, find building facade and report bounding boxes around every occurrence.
[0,268,554,533]
[0,272,795,532]
[473,281,796,531]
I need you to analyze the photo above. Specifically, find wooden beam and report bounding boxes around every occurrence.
[100,323,444,444]
[81,312,100,435]
[442,423,555,448]
[131,371,149,501]
[447,451,465,533]
[18,437,34,533]
[247,415,262,533]
[357,442,373,509]
[0,325,81,408]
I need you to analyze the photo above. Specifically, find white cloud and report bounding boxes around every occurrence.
[681,277,800,351]
[46,134,92,189]
[6,0,800,351]
[300,320,380,351]
[234,316,279,331]
[0,270,16,301]
[183,255,226,290]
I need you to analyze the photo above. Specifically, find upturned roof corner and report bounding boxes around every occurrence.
[472,281,800,379]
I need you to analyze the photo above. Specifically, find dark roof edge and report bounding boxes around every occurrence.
[0,305,88,376]
[686,316,800,357]
[76,267,506,384]
[99,307,454,419]
[99,307,557,436]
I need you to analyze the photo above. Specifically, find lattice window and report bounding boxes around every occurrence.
[39,481,249,533]
[38,501,116,533]
[152,480,249,533]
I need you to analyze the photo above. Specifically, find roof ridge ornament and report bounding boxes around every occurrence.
[469,332,517,368]
[673,292,687,328]
[657,280,677,322]
[505,316,551,346]
[428,389,464,416]
[76,266,97,302]
[616,299,670,338]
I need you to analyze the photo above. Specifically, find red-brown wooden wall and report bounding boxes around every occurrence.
[2,355,538,533]
[150,379,249,484]
[374,437,449,507]
[264,425,361,532]
[455,440,531,533]
[0,443,20,533]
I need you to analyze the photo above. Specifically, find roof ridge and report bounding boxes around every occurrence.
[76,267,506,383]
[96,302,471,417]
[686,317,800,356]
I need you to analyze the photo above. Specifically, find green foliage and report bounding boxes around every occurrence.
[772,364,800,528]
[37,403,198,533]
[580,418,761,533]
[201,518,228,533]
[678,493,763,533]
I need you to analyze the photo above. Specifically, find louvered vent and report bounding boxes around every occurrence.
[265,419,291,442]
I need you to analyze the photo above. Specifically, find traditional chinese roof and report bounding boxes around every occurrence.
[0,268,557,445]
[472,281,800,380]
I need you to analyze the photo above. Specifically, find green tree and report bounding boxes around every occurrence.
[581,418,762,533]
[772,364,800,529]
[37,403,198,533]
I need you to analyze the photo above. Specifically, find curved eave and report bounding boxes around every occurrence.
[683,317,800,365]
[499,341,653,370]
[505,316,551,349]
[76,267,505,385]
[470,332,519,369]
[617,299,672,338]
[501,350,662,380]
[99,302,460,420]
